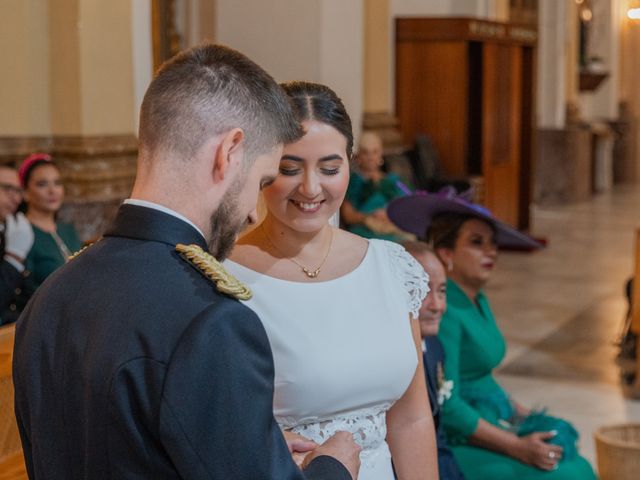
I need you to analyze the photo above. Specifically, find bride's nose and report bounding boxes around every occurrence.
[298,171,322,198]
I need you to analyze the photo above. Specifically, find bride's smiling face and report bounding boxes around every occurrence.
[262,119,350,233]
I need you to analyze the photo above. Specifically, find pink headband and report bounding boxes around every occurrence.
[19,153,52,187]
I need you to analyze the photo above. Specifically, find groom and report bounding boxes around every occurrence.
[13,44,360,479]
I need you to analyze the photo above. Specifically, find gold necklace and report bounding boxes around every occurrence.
[261,224,334,279]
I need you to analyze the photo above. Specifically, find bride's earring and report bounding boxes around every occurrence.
[447,260,453,273]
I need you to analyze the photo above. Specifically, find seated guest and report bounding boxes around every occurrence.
[389,190,597,480]
[404,241,465,480]
[19,154,81,291]
[340,131,413,242]
[0,164,34,325]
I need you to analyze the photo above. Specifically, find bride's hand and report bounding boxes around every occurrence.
[283,430,317,467]
[303,431,361,480]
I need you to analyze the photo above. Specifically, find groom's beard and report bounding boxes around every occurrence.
[208,178,248,260]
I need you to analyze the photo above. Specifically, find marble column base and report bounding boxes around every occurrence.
[535,127,592,205]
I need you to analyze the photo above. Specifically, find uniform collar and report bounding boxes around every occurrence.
[104,204,209,251]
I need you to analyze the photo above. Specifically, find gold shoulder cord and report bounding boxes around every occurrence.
[68,242,95,261]
[175,244,252,301]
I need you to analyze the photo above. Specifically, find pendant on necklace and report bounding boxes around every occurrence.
[302,267,321,278]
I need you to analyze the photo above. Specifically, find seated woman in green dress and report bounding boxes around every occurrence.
[388,190,597,480]
[19,154,82,291]
[340,131,412,242]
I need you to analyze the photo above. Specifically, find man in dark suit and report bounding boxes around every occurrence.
[404,242,465,480]
[0,164,34,324]
[13,44,359,479]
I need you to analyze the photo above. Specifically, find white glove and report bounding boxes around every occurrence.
[5,212,35,260]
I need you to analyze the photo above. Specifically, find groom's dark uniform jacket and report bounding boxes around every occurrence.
[13,205,349,479]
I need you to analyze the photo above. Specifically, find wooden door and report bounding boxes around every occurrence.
[395,40,469,176]
[482,43,523,226]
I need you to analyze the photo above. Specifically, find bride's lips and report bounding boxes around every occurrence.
[290,199,324,213]
[482,261,495,270]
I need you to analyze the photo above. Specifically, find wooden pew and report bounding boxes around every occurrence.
[0,324,27,480]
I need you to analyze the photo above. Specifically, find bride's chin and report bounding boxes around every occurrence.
[284,219,329,235]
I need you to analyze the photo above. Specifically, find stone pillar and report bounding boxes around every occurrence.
[578,0,621,121]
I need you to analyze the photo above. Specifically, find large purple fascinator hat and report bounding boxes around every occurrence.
[387,186,544,250]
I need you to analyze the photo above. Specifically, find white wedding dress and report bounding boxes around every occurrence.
[225,239,428,480]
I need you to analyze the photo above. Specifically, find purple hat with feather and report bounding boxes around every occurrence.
[387,187,544,250]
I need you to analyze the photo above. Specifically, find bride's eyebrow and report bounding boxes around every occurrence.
[281,154,344,162]
[281,155,304,162]
[318,154,343,162]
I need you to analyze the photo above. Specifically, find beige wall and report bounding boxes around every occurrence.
[1,0,138,138]
[49,0,82,135]
[216,0,322,83]
[215,0,363,138]
[364,0,392,113]
[77,0,135,136]
[0,0,51,135]
[131,0,153,134]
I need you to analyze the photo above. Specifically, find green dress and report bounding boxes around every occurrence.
[438,279,597,480]
[345,172,407,242]
[25,222,82,290]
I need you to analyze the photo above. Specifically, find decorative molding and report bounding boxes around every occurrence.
[396,18,537,45]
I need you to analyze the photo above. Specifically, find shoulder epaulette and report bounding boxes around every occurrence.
[68,242,95,262]
[176,244,252,301]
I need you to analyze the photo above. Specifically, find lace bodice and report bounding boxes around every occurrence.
[281,403,393,470]
[225,239,429,479]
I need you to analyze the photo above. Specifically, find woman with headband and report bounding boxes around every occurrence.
[19,153,82,292]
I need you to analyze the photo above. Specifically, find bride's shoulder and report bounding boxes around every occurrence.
[332,228,368,256]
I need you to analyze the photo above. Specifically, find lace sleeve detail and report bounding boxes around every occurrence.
[380,241,429,320]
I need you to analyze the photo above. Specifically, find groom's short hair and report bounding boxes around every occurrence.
[139,43,302,162]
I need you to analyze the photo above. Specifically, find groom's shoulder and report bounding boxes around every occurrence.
[39,235,251,323]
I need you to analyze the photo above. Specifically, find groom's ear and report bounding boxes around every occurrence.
[212,128,245,184]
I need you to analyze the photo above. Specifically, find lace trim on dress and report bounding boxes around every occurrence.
[381,241,430,319]
[279,403,392,469]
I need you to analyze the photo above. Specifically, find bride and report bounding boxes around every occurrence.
[225,81,438,479]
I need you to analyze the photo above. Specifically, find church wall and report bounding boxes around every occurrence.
[77,0,136,136]
[0,0,51,136]
[215,0,363,140]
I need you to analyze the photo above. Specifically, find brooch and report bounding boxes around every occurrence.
[436,362,454,406]
[176,244,252,301]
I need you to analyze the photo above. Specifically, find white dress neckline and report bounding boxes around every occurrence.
[225,239,372,285]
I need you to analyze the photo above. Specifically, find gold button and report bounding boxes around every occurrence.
[9,304,16,311]
[14,288,21,295]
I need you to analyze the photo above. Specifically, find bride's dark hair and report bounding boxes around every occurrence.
[280,81,353,160]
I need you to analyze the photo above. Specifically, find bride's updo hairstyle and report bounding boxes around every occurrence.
[280,81,353,160]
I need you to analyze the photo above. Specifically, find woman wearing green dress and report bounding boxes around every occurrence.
[19,154,82,291]
[340,131,412,242]
[388,190,597,480]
